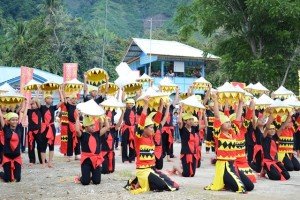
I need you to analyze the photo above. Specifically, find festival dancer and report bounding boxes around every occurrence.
[124,97,179,194]
[292,110,300,157]
[75,115,110,185]
[204,93,254,193]
[193,112,207,168]
[121,98,136,163]
[39,89,64,167]
[0,110,25,182]
[101,110,124,174]
[24,98,42,166]
[260,114,290,180]
[162,88,179,162]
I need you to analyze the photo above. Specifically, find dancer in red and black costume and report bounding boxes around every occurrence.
[121,98,136,163]
[101,110,124,174]
[260,114,290,180]
[162,88,179,162]
[24,98,42,165]
[39,89,64,167]
[250,111,267,173]
[292,110,300,157]
[125,96,179,194]
[75,115,110,185]
[0,109,25,182]
[65,93,81,161]
[83,73,108,104]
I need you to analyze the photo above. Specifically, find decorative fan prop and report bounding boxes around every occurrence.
[217,82,245,106]
[254,94,274,109]
[180,95,205,114]
[159,77,178,93]
[100,96,126,111]
[86,68,109,85]
[77,99,106,118]
[136,87,170,111]
[98,82,119,96]
[64,78,84,92]
[23,79,41,91]
[192,77,211,91]
[271,86,294,100]
[40,81,60,92]
[0,91,25,109]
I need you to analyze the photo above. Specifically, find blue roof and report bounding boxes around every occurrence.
[0,66,63,85]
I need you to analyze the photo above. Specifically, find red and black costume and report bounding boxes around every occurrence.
[249,126,264,173]
[125,112,179,194]
[79,131,103,185]
[152,112,163,169]
[205,109,215,152]
[101,127,116,174]
[59,103,69,154]
[65,102,81,157]
[261,133,290,180]
[179,126,197,177]
[39,105,57,154]
[27,108,41,164]
[162,105,175,158]
[121,106,136,162]
[1,124,23,182]
[293,112,300,153]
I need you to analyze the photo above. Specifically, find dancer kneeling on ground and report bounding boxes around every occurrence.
[124,97,179,194]
[75,115,109,185]
[204,93,254,193]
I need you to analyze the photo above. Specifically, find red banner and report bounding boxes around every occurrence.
[20,66,34,101]
[231,82,246,89]
[63,63,78,82]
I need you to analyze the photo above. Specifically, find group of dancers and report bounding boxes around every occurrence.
[0,71,299,195]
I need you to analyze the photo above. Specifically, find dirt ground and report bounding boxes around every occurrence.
[1,143,300,200]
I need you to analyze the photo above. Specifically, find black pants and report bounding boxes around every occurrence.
[28,132,42,164]
[250,150,262,173]
[121,130,135,162]
[205,127,215,152]
[181,154,197,177]
[149,169,179,191]
[67,128,81,156]
[0,144,3,164]
[114,131,119,149]
[264,161,290,180]
[155,156,164,170]
[282,154,300,171]
[81,158,101,185]
[223,161,254,192]
[162,131,174,157]
[247,145,254,163]
[101,151,115,174]
[2,160,21,182]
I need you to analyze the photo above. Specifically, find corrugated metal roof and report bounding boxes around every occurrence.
[0,66,63,85]
[123,38,220,63]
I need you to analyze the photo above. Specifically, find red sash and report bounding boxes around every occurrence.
[154,145,162,159]
[41,122,54,145]
[263,159,286,181]
[180,154,195,177]
[81,152,103,169]
[2,155,22,181]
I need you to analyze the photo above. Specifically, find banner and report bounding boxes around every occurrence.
[231,82,246,89]
[63,63,78,82]
[20,66,34,101]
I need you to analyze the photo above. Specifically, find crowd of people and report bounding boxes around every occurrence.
[0,70,299,195]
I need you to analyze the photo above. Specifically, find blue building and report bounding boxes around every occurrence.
[122,38,220,92]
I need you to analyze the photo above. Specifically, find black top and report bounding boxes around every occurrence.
[245,122,255,146]
[123,106,136,126]
[66,102,77,123]
[106,110,117,125]
[254,127,263,145]
[83,95,105,104]
[3,124,23,158]
[262,134,279,160]
[27,109,41,131]
[80,132,101,154]
[40,105,57,123]
[179,126,196,154]
[101,128,116,151]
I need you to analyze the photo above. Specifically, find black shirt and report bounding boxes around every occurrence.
[123,106,136,126]
[163,104,174,127]
[262,134,279,160]
[66,102,77,123]
[3,124,23,158]
[80,132,101,154]
[101,128,116,151]
[40,105,57,123]
[27,109,41,131]
[179,126,196,154]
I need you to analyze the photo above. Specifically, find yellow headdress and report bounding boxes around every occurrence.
[83,116,94,127]
[5,112,19,121]
[182,113,194,121]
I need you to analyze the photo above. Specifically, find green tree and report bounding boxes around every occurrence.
[176,0,300,93]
